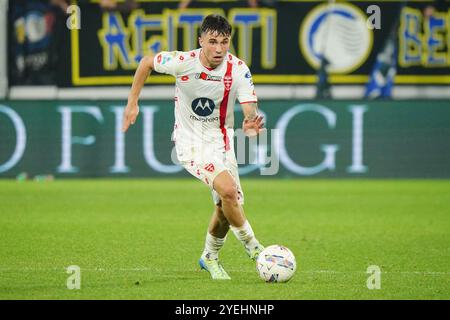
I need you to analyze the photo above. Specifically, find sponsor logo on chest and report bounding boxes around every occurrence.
[191,97,215,116]
[195,72,222,82]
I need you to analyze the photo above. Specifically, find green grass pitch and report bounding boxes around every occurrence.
[0,179,449,299]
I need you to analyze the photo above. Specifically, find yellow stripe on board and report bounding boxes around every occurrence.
[89,0,437,2]
[71,74,450,86]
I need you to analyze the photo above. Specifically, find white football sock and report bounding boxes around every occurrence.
[202,232,226,260]
[230,220,260,250]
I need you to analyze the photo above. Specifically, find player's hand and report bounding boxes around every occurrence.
[243,115,265,137]
[122,102,139,133]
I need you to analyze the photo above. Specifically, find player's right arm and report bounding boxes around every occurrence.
[122,55,154,133]
[122,51,183,132]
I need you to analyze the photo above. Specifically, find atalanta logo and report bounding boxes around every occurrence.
[300,3,373,73]
[191,98,215,116]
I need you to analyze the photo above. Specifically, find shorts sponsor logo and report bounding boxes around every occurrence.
[181,75,189,81]
[204,163,215,172]
[191,97,215,116]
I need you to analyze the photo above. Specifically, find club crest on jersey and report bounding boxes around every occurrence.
[191,97,215,116]
[224,75,232,91]
[195,72,221,82]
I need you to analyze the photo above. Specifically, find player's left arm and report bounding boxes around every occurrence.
[241,102,265,137]
[237,63,264,137]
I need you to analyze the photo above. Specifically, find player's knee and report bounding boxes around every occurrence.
[220,184,238,203]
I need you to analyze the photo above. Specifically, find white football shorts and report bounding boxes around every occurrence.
[175,142,244,206]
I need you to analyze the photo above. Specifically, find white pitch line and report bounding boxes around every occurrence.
[0,268,449,275]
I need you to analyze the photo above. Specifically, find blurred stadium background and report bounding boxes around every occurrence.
[0,0,449,300]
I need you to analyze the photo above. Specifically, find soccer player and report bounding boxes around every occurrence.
[122,14,265,280]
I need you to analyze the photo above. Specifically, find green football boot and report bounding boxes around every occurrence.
[199,257,231,280]
[246,244,265,261]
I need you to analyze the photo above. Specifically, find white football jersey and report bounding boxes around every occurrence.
[153,48,257,152]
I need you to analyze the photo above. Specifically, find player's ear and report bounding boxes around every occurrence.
[198,36,203,48]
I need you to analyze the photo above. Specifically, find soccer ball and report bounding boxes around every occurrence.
[256,245,296,283]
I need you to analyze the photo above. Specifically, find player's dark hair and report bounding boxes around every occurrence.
[200,14,232,37]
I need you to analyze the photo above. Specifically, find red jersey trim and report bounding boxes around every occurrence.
[240,100,258,104]
[219,62,233,152]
